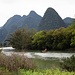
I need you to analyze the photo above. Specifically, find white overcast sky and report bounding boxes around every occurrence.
[0,0,75,26]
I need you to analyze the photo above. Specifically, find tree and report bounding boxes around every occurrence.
[9,29,32,50]
[70,21,75,47]
[32,31,46,50]
[52,28,67,50]
[45,30,54,49]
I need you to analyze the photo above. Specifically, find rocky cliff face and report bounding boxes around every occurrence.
[38,7,66,30]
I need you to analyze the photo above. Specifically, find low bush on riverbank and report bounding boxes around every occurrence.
[60,55,75,72]
[0,53,36,71]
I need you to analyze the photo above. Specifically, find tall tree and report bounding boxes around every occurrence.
[9,29,32,50]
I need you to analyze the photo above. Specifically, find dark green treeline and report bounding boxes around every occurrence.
[9,22,75,51]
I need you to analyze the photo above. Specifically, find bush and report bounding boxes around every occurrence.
[60,55,75,72]
[0,53,36,71]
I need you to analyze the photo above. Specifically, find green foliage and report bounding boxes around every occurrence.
[70,30,75,47]
[60,55,75,72]
[32,31,47,50]
[9,21,75,50]
[20,69,75,75]
[0,68,75,75]
[52,28,65,49]
[32,21,75,50]
[9,28,35,50]
[32,27,70,50]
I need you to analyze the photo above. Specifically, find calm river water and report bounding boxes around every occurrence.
[1,47,75,60]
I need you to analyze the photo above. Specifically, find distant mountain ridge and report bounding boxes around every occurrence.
[38,7,66,30]
[3,11,42,30]
[0,11,42,43]
[63,17,74,26]
[0,8,74,43]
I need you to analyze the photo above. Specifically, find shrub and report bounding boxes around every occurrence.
[60,55,75,72]
[0,53,36,71]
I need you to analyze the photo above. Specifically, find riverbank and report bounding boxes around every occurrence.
[0,67,75,75]
[0,51,75,75]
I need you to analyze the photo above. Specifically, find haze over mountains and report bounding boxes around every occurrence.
[0,7,74,43]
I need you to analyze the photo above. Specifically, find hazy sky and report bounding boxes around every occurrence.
[0,0,75,26]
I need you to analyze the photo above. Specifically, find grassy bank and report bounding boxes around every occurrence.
[20,69,75,75]
[0,53,75,75]
[0,68,75,75]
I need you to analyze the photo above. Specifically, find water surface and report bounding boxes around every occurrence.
[1,47,75,60]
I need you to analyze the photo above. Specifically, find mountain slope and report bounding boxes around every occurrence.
[0,11,42,43]
[38,7,66,30]
[63,17,74,26]
[18,11,42,29]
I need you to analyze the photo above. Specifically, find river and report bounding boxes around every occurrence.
[1,47,75,60]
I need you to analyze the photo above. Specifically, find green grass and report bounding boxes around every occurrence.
[0,67,18,75]
[0,68,75,75]
[20,69,75,75]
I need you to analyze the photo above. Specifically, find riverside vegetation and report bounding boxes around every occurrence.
[0,17,75,75]
[8,21,75,51]
[0,53,75,75]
